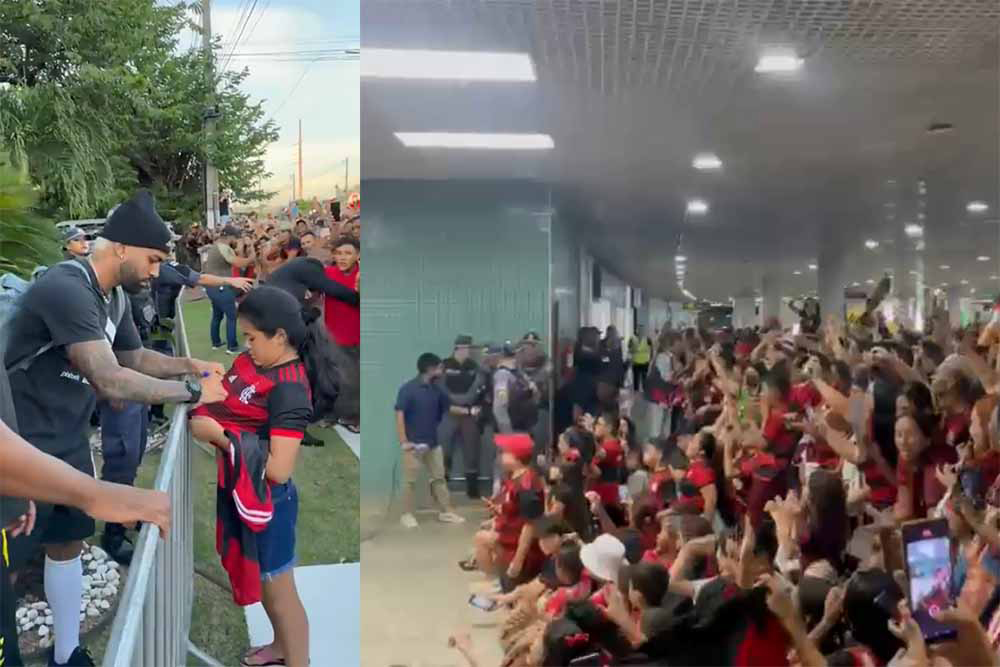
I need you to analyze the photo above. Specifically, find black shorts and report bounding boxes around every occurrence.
[1,531,25,666]
[7,444,96,568]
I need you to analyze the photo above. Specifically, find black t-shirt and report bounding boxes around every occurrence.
[5,260,141,457]
[267,257,359,306]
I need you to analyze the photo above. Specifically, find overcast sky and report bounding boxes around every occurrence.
[183,0,359,205]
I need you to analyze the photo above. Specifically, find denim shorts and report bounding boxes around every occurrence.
[257,480,298,581]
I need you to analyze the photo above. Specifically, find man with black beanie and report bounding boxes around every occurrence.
[3,189,227,667]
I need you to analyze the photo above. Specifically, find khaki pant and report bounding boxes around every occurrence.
[401,446,451,514]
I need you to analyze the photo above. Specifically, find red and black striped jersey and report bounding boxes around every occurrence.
[192,353,313,441]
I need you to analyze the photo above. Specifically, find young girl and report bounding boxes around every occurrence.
[672,430,723,523]
[189,286,343,667]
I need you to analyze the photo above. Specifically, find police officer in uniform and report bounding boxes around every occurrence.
[516,332,551,459]
[440,335,486,499]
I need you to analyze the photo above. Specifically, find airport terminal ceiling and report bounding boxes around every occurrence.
[362,0,1000,302]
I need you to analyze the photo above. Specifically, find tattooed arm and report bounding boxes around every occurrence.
[69,340,194,403]
[114,347,197,379]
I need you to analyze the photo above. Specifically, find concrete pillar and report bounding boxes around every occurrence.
[819,239,849,323]
[732,297,757,329]
[761,273,782,327]
[946,287,962,329]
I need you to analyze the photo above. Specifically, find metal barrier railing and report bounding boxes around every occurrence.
[102,294,195,667]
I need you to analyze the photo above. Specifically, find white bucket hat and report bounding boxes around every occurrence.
[580,534,627,583]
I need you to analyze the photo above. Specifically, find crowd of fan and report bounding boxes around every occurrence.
[447,302,1000,667]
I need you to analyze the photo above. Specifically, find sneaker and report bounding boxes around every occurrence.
[226,348,242,355]
[438,511,466,524]
[101,523,134,565]
[212,345,224,350]
[400,513,418,529]
[49,646,95,666]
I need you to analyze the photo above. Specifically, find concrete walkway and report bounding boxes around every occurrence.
[244,563,361,667]
[361,501,504,667]
[335,424,361,458]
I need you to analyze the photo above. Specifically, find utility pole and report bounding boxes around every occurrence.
[297,119,303,200]
[202,0,220,230]
[344,157,349,192]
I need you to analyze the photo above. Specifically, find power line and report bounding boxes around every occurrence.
[267,60,317,121]
[220,0,259,72]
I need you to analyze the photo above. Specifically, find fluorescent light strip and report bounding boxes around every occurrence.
[362,49,536,81]
[755,53,803,73]
[395,132,554,150]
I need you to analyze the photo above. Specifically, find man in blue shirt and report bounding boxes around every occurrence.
[395,353,465,529]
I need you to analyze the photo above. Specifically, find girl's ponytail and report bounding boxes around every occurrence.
[298,306,358,421]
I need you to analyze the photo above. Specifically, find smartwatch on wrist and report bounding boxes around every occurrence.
[185,379,202,404]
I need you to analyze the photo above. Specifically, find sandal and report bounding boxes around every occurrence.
[241,645,286,667]
[458,557,477,572]
[338,420,360,434]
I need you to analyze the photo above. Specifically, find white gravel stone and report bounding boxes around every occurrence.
[86,606,99,617]
[38,625,49,637]
[82,553,92,562]
[108,569,120,581]
[99,600,110,610]
[106,561,120,570]
[41,636,54,649]
[96,564,108,576]
[91,546,107,560]
[31,602,46,610]
[15,607,26,620]
[80,614,85,623]
[26,609,38,621]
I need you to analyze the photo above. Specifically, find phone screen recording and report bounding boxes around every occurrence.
[903,519,957,643]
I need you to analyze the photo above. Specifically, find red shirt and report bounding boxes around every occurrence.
[544,571,593,617]
[789,382,823,411]
[642,549,674,569]
[762,410,798,461]
[648,467,673,509]
[672,459,715,513]
[323,264,360,346]
[494,468,543,556]
[191,353,312,441]
[591,439,625,506]
[942,412,972,448]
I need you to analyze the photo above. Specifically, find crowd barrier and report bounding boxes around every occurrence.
[102,292,216,667]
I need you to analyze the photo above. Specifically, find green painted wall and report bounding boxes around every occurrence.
[361,180,551,527]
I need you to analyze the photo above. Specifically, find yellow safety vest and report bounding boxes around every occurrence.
[630,337,651,365]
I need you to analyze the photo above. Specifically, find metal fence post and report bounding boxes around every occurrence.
[103,290,195,667]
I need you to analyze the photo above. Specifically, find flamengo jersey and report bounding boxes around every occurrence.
[192,353,313,441]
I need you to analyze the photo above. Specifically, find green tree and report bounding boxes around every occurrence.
[0,0,277,221]
[0,152,60,277]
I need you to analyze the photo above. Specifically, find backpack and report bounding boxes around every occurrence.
[0,268,47,527]
[503,367,539,431]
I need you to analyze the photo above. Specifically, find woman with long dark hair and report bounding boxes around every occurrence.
[189,286,347,667]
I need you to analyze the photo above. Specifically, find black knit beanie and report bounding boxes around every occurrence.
[98,190,171,253]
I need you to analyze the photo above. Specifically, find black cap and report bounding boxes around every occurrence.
[99,190,171,253]
[522,331,542,343]
[454,334,474,347]
[485,342,515,356]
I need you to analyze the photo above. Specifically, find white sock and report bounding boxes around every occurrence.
[45,554,83,664]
